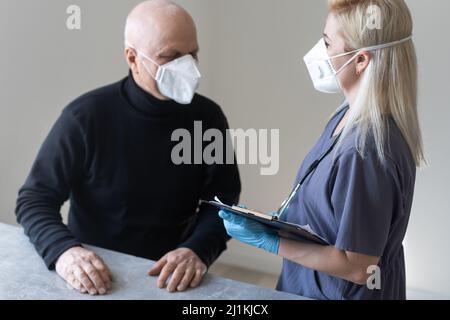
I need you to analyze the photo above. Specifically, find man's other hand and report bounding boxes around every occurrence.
[55,246,112,295]
[148,248,207,292]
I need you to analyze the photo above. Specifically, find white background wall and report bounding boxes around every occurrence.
[0,0,449,297]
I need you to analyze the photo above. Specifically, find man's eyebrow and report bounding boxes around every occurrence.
[323,33,331,40]
[157,46,199,58]
[157,49,179,57]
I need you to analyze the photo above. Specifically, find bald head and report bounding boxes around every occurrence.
[125,0,197,53]
[124,0,199,101]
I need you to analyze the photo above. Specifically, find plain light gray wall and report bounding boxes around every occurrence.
[1,0,449,296]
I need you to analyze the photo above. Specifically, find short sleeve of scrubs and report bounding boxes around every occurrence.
[331,148,398,257]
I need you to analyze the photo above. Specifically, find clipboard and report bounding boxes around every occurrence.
[202,197,329,245]
[202,128,343,247]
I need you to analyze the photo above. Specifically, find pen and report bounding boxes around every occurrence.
[276,182,300,219]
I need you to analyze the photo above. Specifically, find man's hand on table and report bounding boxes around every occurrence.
[148,248,207,292]
[55,246,112,295]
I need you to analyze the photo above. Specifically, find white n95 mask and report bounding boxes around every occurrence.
[303,36,412,94]
[127,44,201,105]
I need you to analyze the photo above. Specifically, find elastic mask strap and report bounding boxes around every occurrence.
[125,42,160,79]
[329,35,412,60]
[330,35,412,74]
[333,52,360,74]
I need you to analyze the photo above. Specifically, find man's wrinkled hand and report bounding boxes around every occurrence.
[148,248,207,292]
[55,246,112,295]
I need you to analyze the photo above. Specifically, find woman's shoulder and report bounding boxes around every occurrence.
[330,118,417,207]
[334,117,416,174]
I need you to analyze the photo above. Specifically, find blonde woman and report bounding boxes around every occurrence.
[219,0,424,300]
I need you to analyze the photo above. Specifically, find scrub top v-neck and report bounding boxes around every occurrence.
[276,103,417,300]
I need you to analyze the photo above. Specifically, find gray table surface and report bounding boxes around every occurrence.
[0,223,306,300]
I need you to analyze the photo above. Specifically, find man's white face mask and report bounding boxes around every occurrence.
[127,44,202,105]
[303,36,413,94]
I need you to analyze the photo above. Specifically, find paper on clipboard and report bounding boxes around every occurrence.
[213,197,274,221]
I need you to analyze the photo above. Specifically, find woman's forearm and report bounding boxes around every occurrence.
[278,238,380,285]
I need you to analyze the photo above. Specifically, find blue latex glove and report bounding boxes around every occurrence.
[218,209,280,254]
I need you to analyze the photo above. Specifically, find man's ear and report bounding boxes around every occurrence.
[125,48,139,74]
[355,51,371,75]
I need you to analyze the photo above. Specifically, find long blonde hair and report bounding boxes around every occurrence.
[329,0,425,167]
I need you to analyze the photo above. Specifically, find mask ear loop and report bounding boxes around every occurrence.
[125,43,160,80]
[331,51,362,75]
[328,35,412,60]
[328,35,413,75]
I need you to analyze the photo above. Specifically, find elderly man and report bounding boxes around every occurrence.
[15,0,240,295]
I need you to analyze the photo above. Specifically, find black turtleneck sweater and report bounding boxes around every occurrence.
[15,73,241,269]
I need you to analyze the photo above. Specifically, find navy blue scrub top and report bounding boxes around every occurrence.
[276,103,417,300]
